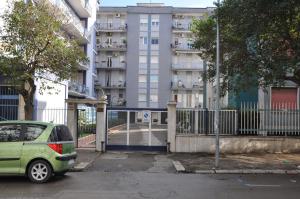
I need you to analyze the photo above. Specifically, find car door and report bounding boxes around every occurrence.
[0,124,24,174]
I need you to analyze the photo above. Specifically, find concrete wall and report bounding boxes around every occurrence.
[175,135,300,154]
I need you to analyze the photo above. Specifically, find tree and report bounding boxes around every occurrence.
[192,0,300,95]
[0,0,86,119]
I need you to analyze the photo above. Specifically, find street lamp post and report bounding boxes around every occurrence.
[214,0,221,168]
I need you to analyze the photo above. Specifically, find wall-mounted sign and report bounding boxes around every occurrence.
[143,111,151,123]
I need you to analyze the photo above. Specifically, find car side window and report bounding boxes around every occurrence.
[0,124,22,142]
[24,125,46,141]
[49,127,59,142]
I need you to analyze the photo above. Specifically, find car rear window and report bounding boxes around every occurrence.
[23,125,46,141]
[49,125,73,142]
[0,124,22,142]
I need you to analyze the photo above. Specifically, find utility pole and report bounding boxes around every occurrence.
[214,0,221,168]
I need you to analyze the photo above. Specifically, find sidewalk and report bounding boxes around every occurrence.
[169,153,300,174]
[71,149,101,171]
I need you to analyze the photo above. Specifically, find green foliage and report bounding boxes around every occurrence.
[0,0,87,119]
[192,0,300,95]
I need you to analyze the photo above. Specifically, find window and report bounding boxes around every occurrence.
[24,125,46,141]
[138,94,147,102]
[139,75,147,83]
[140,18,148,27]
[151,20,159,27]
[150,95,158,102]
[49,125,73,142]
[150,75,158,83]
[140,36,148,45]
[0,124,22,142]
[151,38,159,45]
[151,56,159,64]
[139,55,147,64]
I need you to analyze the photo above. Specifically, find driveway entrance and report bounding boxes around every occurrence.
[106,108,168,151]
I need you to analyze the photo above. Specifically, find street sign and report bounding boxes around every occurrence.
[143,111,151,123]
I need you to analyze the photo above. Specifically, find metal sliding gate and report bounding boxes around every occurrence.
[106,108,168,151]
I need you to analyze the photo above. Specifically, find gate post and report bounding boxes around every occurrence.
[96,100,107,152]
[67,102,78,148]
[167,101,177,152]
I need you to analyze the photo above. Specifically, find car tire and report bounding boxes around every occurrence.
[28,160,52,183]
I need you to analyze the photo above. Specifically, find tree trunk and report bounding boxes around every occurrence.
[21,79,36,120]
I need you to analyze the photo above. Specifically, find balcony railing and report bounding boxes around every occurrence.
[60,0,86,38]
[172,23,192,31]
[172,63,203,71]
[96,81,126,89]
[171,43,199,52]
[171,81,204,90]
[108,98,126,107]
[97,43,127,51]
[68,81,89,95]
[96,62,126,70]
[96,23,127,31]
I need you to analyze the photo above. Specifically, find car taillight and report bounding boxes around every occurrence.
[48,144,63,154]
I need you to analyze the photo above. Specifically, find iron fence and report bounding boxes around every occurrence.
[240,102,300,136]
[176,102,300,136]
[0,86,19,121]
[176,108,237,135]
[34,108,68,125]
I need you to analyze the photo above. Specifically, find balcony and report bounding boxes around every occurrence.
[172,23,192,33]
[171,81,204,91]
[96,62,126,70]
[108,98,126,107]
[171,63,203,71]
[68,81,89,97]
[95,23,127,32]
[97,43,127,52]
[66,0,92,18]
[78,60,90,70]
[59,0,89,43]
[95,81,126,89]
[171,43,200,54]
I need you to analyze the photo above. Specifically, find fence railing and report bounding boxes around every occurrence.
[240,102,300,136]
[176,108,237,135]
[0,86,19,121]
[176,102,300,136]
[35,108,68,125]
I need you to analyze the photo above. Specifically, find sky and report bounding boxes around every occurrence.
[100,0,216,8]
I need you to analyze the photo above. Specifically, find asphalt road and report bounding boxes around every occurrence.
[1,152,300,199]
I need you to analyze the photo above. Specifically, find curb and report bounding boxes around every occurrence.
[194,169,300,174]
[70,152,102,172]
[172,160,186,173]
[172,161,300,174]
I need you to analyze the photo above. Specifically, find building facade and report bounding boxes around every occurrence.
[0,0,98,121]
[96,3,213,108]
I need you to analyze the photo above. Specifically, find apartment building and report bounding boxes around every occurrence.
[0,0,98,120]
[95,3,213,108]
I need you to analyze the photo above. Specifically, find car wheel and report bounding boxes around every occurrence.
[28,160,52,183]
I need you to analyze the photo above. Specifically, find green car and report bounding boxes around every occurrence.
[0,121,77,183]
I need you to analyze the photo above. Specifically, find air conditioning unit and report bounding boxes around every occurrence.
[115,13,121,18]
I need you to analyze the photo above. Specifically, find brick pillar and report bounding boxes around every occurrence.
[96,100,107,152]
[167,101,177,152]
